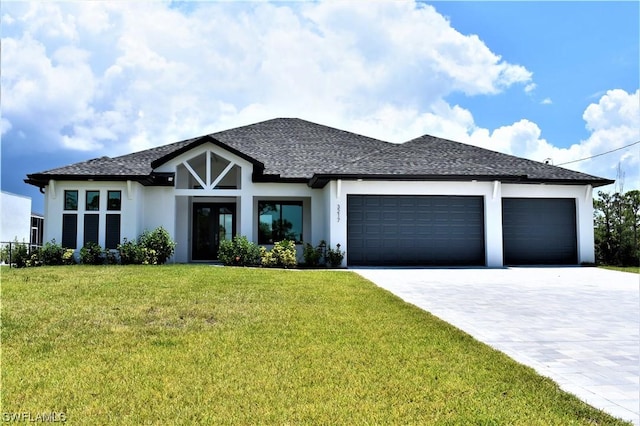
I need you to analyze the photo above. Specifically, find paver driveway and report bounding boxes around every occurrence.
[355,267,640,425]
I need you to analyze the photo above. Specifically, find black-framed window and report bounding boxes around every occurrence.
[62,214,78,249]
[258,201,303,244]
[107,191,121,211]
[105,214,121,249]
[86,191,100,211]
[84,214,99,246]
[64,190,78,211]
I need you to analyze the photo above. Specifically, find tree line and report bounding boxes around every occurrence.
[594,190,639,266]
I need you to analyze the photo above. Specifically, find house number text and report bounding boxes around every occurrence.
[337,204,341,222]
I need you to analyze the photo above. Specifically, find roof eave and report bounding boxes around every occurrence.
[24,173,174,188]
[150,135,265,170]
[307,174,614,188]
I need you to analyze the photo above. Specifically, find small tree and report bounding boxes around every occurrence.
[594,189,640,266]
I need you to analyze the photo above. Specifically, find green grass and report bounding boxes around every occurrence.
[600,265,640,274]
[1,266,630,425]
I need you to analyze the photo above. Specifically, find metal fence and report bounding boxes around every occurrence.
[0,241,42,268]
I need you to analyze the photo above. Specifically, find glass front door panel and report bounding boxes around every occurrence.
[193,204,235,261]
[219,209,233,243]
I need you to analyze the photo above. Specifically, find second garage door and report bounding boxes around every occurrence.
[502,198,578,265]
[347,195,485,266]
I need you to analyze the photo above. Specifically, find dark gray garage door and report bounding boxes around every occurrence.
[347,195,485,266]
[502,198,577,265]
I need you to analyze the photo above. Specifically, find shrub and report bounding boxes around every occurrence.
[0,244,9,264]
[26,252,38,267]
[118,238,144,265]
[116,227,177,265]
[12,243,29,268]
[105,250,119,265]
[303,243,323,267]
[39,240,65,266]
[326,243,344,268]
[80,242,105,265]
[62,249,76,265]
[219,236,261,266]
[261,240,297,268]
[138,227,176,265]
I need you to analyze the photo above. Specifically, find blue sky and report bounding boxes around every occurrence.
[2,1,638,214]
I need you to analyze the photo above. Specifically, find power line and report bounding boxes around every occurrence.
[556,140,640,166]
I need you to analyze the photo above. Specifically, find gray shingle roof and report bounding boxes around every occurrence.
[26,118,613,188]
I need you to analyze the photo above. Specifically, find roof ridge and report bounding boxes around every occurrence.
[404,134,605,179]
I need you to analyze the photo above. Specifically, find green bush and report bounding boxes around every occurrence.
[138,227,176,265]
[303,242,323,267]
[326,243,344,268]
[12,243,29,268]
[0,244,9,264]
[80,242,105,265]
[118,238,144,265]
[261,240,297,268]
[218,236,261,266]
[105,250,119,265]
[259,246,275,267]
[39,240,66,266]
[117,228,177,265]
[62,249,76,265]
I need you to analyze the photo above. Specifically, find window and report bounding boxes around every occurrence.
[107,191,121,211]
[84,214,99,246]
[86,191,100,211]
[62,214,78,249]
[105,214,121,249]
[64,190,78,210]
[258,201,303,244]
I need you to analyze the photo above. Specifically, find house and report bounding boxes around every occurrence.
[1,191,32,244]
[0,191,44,263]
[25,118,612,267]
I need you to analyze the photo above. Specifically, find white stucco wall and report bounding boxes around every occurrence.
[326,180,595,267]
[1,191,31,243]
[42,181,137,248]
[154,142,328,262]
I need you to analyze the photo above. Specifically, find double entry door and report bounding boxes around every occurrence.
[192,203,236,261]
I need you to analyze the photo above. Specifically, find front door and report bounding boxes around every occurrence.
[192,203,236,261]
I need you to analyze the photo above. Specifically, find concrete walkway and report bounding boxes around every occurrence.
[355,267,640,425]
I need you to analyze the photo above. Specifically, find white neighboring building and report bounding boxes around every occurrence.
[1,191,31,244]
[25,118,613,267]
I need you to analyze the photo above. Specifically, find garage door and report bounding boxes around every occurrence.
[502,198,577,265]
[347,195,485,266]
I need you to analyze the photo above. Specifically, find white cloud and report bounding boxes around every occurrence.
[0,118,12,135]
[457,89,639,189]
[541,98,552,105]
[1,1,533,157]
[1,1,636,190]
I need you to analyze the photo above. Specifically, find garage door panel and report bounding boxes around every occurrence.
[347,195,485,266]
[502,198,577,265]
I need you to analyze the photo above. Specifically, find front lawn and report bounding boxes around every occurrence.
[600,265,640,274]
[1,266,629,425]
